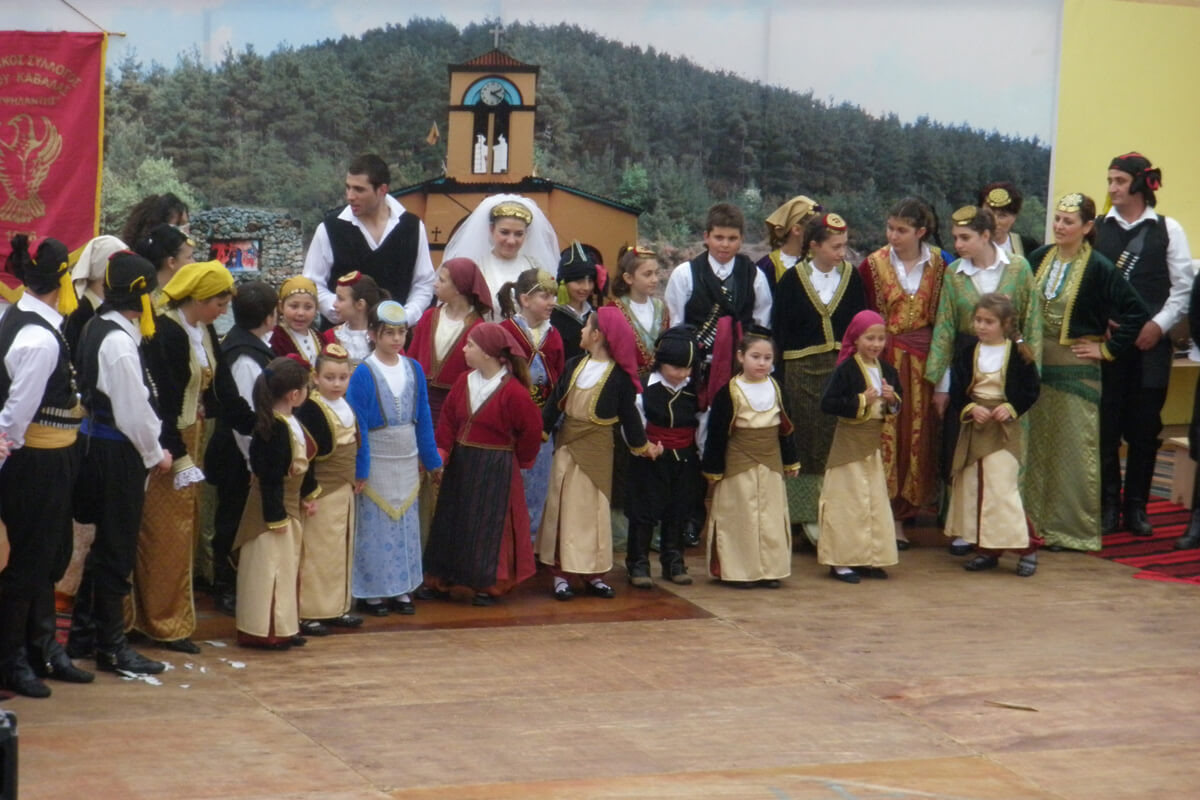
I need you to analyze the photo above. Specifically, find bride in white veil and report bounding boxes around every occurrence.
[442,194,560,320]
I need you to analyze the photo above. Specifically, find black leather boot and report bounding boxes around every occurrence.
[625,521,654,588]
[0,593,51,698]
[94,590,165,675]
[28,588,94,684]
[659,523,691,585]
[1100,440,1124,534]
[1123,446,1159,537]
[66,566,96,658]
[1176,477,1200,550]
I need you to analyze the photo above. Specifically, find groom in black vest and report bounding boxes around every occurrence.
[302,154,435,325]
[1095,152,1193,538]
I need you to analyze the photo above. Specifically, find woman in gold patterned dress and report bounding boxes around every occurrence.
[135,260,235,653]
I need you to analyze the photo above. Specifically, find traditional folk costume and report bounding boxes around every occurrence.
[70,252,168,676]
[135,260,235,648]
[773,227,866,534]
[607,294,669,382]
[702,373,798,583]
[665,249,772,411]
[1177,276,1200,549]
[756,195,822,296]
[818,311,901,573]
[627,327,701,584]
[269,277,324,372]
[64,234,126,358]
[501,284,565,538]
[1023,228,1149,551]
[926,219,1041,485]
[0,238,88,698]
[346,302,442,604]
[946,339,1041,562]
[553,242,602,364]
[981,184,1041,261]
[234,413,320,647]
[318,271,374,361]
[1095,154,1194,537]
[425,324,543,598]
[441,194,559,323]
[538,308,650,583]
[303,193,435,325]
[294,346,360,622]
[860,243,947,520]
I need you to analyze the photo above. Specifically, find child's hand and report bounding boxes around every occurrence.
[302,500,318,517]
[881,380,897,402]
[932,391,949,418]
[992,405,1013,423]
[970,405,993,425]
[354,478,366,495]
[430,467,444,487]
[0,432,10,460]
[784,466,799,478]
[645,441,664,460]
[705,473,720,485]
[436,447,450,465]
[864,387,881,402]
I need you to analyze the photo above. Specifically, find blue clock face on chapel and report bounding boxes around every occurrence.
[464,76,520,107]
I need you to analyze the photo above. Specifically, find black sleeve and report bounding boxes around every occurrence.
[883,361,902,413]
[779,423,798,469]
[700,384,734,477]
[819,361,864,419]
[948,340,976,421]
[543,356,582,435]
[770,269,804,349]
[1008,351,1042,417]
[611,369,648,454]
[843,267,868,318]
[1101,259,1150,359]
[143,317,191,459]
[249,422,291,527]
[294,399,333,457]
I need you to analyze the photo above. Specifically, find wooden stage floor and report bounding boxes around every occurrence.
[7,523,1200,800]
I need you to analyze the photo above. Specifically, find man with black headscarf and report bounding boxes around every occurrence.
[0,235,91,698]
[1095,153,1194,538]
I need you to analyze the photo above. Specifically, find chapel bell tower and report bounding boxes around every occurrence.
[445,49,538,181]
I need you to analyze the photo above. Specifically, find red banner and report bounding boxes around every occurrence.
[0,31,106,263]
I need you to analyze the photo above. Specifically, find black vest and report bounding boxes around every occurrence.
[682,253,758,346]
[76,315,158,428]
[220,324,275,368]
[324,210,421,304]
[0,304,78,428]
[1093,214,1171,314]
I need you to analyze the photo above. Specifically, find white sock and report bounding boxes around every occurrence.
[397,593,411,603]
[1020,552,1038,563]
[834,566,855,575]
[553,576,570,592]
[588,577,610,588]
[365,598,382,606]
[952,537,970,547]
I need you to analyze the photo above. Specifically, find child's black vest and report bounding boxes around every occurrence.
[682,252,757,347]
[324,211,421,305]
[76,315,158,429]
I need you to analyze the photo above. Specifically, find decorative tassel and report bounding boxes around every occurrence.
[56,267,78,315]
[557,282,569,305]
[140,292,157,339]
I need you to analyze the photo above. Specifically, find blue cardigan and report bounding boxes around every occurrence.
[346,356,441,481]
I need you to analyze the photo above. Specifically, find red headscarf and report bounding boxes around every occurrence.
[837,310,886,365]
[469,321,527,375]
[595,306,643,391]
[443,257,493,312]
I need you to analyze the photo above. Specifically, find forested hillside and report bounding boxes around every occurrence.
[102,18,1050,251]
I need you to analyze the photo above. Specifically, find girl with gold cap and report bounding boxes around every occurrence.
[757,195,822,295]
[269,276,324,371]
[135,259,235,654]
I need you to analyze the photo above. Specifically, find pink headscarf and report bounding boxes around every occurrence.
[836,310,886,365]
[442,257,493,312]
[595,306,643,391]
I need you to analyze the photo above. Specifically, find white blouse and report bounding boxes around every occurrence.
[735,376,776,411]
[575,357,609,389]
[467,367,508,412]
[334,325,370,361]
[368,353,409,398]
[433,313,465,362]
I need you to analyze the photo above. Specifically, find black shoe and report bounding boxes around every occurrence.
[34,649,95,684]
[627,569,654,589]
[161,638,201,654]
[1176,514,1200,549]
[323,614,364,628]
[96,645,166,675]
[471,593,496,607]
[828,567,860,584]
[289,635,307,647]
[0,654,52,698]
[389,598,416,615]
[413,585,437,601]
[760,579,782,589]
[299,620,330,637]
[215,592,237,617]
[553,584,574,601]
[1101,503,1122,535]
[1124,504,1153,537]
[895,539,911,551]
[584,581,616,599]
[682,520,701,548]
[859,567,888,580]
[948,542,974,556]
[964,554,1000,571]
[665,570,693,585]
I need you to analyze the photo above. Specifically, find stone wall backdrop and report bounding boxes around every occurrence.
[189,207,305,288]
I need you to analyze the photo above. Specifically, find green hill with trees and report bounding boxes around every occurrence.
[102,18,1050,252]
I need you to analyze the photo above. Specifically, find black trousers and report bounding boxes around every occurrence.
[210,456,251,589]
[0,444,79,599]
[1100,343,1170,504]
[73,435,149,597]
[625,449,700,573]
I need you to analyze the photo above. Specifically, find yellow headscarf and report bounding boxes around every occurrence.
[279,275,318,303]
[160,260,234,304]
[765,195,821,249]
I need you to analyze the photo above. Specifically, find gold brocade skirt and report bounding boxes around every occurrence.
[129,421,205,640]
[536,419,614,575]
[237,518,303,639]
[818,420,897,567]
[706,427,791,581]
[299,479,355,619]
[946,412,1027,550]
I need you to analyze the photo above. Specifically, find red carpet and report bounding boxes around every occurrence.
[1094,498,1200,585]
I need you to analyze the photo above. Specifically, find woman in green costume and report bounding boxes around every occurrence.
[1023,193,1148,552]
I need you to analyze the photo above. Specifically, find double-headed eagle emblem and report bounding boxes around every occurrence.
[0,114,63,224]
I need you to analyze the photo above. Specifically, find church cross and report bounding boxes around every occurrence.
[430,226,442,242]
[490,21,504,49]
